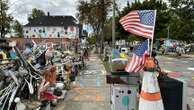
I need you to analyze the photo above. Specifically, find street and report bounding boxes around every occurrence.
[157,55,194,109]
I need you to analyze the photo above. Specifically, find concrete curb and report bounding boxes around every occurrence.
[183,54,194,58]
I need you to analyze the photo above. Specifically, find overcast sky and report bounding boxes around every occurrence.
[8,0,130,25]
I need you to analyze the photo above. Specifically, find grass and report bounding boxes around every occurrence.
[99,54,111,73]
[102,60,111,73]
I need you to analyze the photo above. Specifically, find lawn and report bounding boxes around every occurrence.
[99,55,111,73]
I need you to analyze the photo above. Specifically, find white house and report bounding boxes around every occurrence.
[23,13,80,39]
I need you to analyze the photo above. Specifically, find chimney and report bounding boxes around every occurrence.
[47,12,50,16]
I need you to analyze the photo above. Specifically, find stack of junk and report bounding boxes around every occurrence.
[106,48,187,110]
[0,39,85,110]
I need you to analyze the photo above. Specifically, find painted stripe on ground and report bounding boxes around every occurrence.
[188,67,194,71]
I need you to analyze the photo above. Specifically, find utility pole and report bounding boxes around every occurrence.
[100,0,105,53]
[112,0,115,48]
[167,25,170,39]
[0,0,3,38]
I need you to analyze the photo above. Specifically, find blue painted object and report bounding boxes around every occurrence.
[122,96,129,106]
[10,50,17,59]
[112,49,120,59]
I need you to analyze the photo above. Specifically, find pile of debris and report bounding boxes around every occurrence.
[0,39,84,110]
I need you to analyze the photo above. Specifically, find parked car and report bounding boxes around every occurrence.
[159,39,180,54]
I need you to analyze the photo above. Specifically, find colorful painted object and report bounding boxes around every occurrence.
[0,51,9,64]
[122,96,129,106]
[112,49,120,59]
[120,53,128,58]
[9,49,17,59]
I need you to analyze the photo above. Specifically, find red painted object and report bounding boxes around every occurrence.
[168,72,182,78]
[40,91,58,101]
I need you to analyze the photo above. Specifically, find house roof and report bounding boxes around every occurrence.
[24,16,77,27]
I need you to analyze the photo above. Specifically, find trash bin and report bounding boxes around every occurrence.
[107,71,140,110]
[158,76,187,110]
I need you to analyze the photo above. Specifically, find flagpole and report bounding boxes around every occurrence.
[150,10,157,57]
[148,39,150,54]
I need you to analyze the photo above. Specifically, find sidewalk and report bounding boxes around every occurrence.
[55,54,110,110]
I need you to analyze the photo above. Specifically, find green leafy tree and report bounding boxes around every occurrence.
[77,0,112,52]
[28,8,45,21]
[0,0,13,38]
[168,0,194,41]
[13,20,23,37]
[103,19,112,43]
[127,35,140,42]
[87,36,96,45]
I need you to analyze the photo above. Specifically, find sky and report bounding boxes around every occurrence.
[8,0,129,25]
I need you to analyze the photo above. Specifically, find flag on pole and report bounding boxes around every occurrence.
[125,40,148,73]
[119,10,156,39]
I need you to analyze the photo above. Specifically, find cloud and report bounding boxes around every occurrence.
[8,0,130,24]
[117,0,128,9]
[9,0,79,24]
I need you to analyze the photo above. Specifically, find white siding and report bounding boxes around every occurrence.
[23,26,79,39]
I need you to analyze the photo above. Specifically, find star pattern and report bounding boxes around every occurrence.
[134,40,148,56]
[138,10,155,26]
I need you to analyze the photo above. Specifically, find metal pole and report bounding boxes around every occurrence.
[150,10,157,57]
[112,0,115,48]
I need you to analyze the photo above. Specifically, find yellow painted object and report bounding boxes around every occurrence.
[0,51,9,64]
[192,76,194,80]
[120,53,128,58]
[27,57,32,64]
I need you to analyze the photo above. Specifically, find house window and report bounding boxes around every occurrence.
[64,26,67,30]
[26,30,28,34]
[57,32,60,38]
[39,29,42,33]
[65,31,67,35]
[43,28,45,33]
[32,35,35,37]
[34,29,36,32]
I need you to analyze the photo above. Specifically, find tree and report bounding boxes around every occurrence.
[103,19,112,43]
[0,0,13,38]
[87,36,96,45]
[77,0,112,52]
[28,8,45,21]
[13,20,23,37]
[168,0,194,41]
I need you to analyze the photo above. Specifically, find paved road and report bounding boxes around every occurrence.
[157,55,194,109]
[55,54,110,110]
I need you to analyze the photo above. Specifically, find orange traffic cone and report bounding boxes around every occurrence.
[139,71,164,110]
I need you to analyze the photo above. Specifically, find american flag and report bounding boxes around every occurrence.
[120,10,156,39]
[125,40,148,73]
